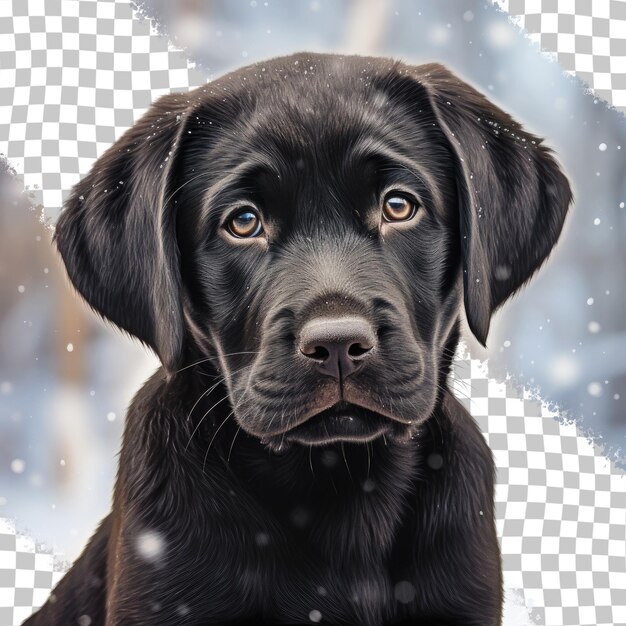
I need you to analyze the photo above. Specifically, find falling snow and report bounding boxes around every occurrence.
[426,453,444,470]
[10,459,25,474]
[394,581,416,603]
[136,530,165,562]
[255,532,270,547]
[588,321,601,334]
[587,382,603,398]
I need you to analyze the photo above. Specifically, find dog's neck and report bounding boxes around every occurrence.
[224,420,421,564]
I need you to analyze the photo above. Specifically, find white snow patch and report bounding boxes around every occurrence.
[11,459,25,474]
[548,354,581,387]
[394,580,416,603]
[429,25,450,45]
[502,588,535,625]
[488,21,515,49]
[136,530,165,562]
[587,382,603,397]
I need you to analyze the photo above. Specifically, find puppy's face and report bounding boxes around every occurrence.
[55,54,572,449]
[178,83,460,448]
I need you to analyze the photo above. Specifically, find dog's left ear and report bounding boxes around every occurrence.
[413,63,573,344]
[54,92,198,373]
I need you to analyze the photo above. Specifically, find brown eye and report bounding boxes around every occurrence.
[226,208,264,238]
[382,194,418,222]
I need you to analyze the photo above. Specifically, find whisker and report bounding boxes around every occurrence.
[184,362,253,427]
[185,392,233,451]
[185,385,215,425]
[219,368,268,463]
[203,409,234,472]
[309,445,315,479]
[227,426,242,465]
[447,373,480,395]
[174,351,261,376]
[341,442,353,483]
[163,170,209,209]
[185,372,232,423]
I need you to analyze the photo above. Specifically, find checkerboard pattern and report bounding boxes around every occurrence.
[494,0,626,111]
[0,0,205,219]
[0,519,66,626]
[451,351,626,626]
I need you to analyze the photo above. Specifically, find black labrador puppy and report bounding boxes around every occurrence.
[27,53,571,626]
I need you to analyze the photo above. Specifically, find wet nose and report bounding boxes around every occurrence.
[299,316,376,380]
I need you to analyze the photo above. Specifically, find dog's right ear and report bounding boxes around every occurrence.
[54,92,198,373]
[408,63,573,345]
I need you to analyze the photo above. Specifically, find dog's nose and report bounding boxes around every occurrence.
[299,316,376,379]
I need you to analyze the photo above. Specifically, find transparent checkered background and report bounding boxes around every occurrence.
[451,353,626,626]
[1,1,626,625]
[495,0,626,110]
[0,520,66,626]
[0,0,205,219]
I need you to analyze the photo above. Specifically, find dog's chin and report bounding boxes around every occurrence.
[261,401,411,451]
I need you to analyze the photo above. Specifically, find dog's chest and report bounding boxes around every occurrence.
[217,561,393,625]
[166,537,396,625]
[270,560,393,625]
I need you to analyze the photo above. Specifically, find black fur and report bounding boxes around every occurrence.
[27,53,572,626]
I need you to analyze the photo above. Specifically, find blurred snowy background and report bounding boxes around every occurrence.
[0,0,625,563]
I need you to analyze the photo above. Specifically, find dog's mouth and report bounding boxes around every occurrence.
[281,401,392,446]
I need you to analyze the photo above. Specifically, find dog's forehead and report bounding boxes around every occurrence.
[184,54,441,192]
[198,54,414,153]
[253,73,393,152]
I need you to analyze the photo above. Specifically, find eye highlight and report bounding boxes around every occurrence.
[225,207,264,239]
[382,194,419,223]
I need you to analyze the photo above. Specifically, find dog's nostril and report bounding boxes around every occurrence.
[302,345,330,361]
[347,342,371,358]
